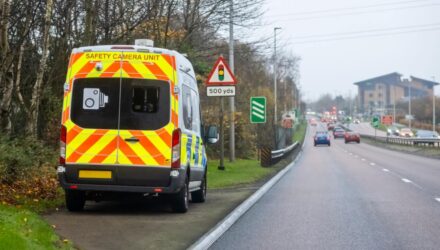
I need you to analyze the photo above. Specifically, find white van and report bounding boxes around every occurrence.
[58,40,218,213]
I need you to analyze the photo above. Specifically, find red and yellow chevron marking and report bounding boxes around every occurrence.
[62,51,177,167]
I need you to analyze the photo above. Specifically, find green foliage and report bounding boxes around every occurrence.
[0,136,57,184]
[0,205,74,250]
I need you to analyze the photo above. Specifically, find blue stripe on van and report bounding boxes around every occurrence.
[186,136,192,165]
[201,146,206,168]
[194,137,199,166]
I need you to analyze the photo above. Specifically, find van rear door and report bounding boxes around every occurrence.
[116,52,176,168]
[65,52,123,165]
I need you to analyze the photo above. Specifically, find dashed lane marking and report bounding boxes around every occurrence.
[435,198,440,203]
[361,158,366,161]
[382,168,390,172]
[370,162,376,166]
[401,178,412,183]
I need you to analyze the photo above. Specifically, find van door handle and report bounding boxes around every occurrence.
[125,137,139,143]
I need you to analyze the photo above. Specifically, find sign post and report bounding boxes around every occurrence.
[372,116,380,141]
[206,56,237,170]
[250,97,266,124]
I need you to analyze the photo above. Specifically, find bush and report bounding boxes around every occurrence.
[0,136,57,184]
[0,136,60,209]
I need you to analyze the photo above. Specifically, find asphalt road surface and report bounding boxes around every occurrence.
[211,122,440,250]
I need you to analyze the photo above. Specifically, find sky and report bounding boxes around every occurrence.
[242,0,440,102]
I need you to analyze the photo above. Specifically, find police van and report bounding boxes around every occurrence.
[58,40,218,213]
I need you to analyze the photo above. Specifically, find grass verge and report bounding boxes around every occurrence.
[207,159,281,189]
[293,120,307,144]
[0,204,74,250]
[208,119,307,189]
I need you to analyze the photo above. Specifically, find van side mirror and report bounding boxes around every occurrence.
[206,125,219,144]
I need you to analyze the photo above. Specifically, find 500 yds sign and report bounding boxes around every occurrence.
[207,86,236,97]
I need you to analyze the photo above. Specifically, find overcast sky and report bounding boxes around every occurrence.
[248,0,440,101]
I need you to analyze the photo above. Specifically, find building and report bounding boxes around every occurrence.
[354,72,438,114]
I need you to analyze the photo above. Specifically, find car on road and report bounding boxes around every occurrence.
[353,119,360,124]
[333,128,345,138]
[399,128,414,137]
[327,123,335,131]
[414,130,440,145]
[387,126,400,136]
[309,118,317,126]
[314,131,331,146]
[344,131,360,143]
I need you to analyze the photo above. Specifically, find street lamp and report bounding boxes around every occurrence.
[273,27,281,125]
[433,76,436,132]
[408,79,412,130]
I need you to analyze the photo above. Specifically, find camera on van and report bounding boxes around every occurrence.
[83,88,108,110]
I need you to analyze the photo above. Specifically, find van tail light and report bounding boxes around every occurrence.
[171,129,181,169]
[60,125,67,165]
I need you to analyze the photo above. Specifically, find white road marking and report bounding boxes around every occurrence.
[435,198,440,203]
[349,153,353,155]
[370,162,376,166]
[382,168,389,172]
[401,178,412,183]
[361,158,366,161]
[354,155,358,158]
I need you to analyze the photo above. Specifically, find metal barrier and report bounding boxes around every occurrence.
[360,134,440,147]
[261,141,299,167]
[340,124,440,148]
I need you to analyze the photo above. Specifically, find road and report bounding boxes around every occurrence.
[211,122,440,250]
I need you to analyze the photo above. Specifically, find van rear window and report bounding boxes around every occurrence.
[119,78,170,130]
[70,78,170,130]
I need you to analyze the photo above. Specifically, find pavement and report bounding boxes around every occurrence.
[211,122,440,250]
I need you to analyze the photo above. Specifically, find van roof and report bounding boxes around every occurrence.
[72,45,175,55]
[72,45,196,80]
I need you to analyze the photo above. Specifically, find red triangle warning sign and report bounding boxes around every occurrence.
[206,56,237,85]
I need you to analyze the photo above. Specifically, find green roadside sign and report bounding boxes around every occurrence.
[250,96,266,123]
[372,116,380,128]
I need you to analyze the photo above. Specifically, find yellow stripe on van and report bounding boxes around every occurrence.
[76,132,117,163]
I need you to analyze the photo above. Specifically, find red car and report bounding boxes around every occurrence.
[344,132,360,143]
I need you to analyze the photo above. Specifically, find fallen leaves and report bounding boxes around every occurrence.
[0,165,60,206]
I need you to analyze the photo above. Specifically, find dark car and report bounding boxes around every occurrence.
[314,131,331,146]
[414,130,440,145]
[333,128,345,138]
[344,131,360,143]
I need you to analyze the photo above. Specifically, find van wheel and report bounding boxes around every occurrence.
[192,173,206,203]
[65,190,86,212]
[171,176,189,213]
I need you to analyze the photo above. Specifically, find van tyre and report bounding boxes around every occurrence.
[171,176,189,213]
[65,190,86,212]
[191,173,206,203]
